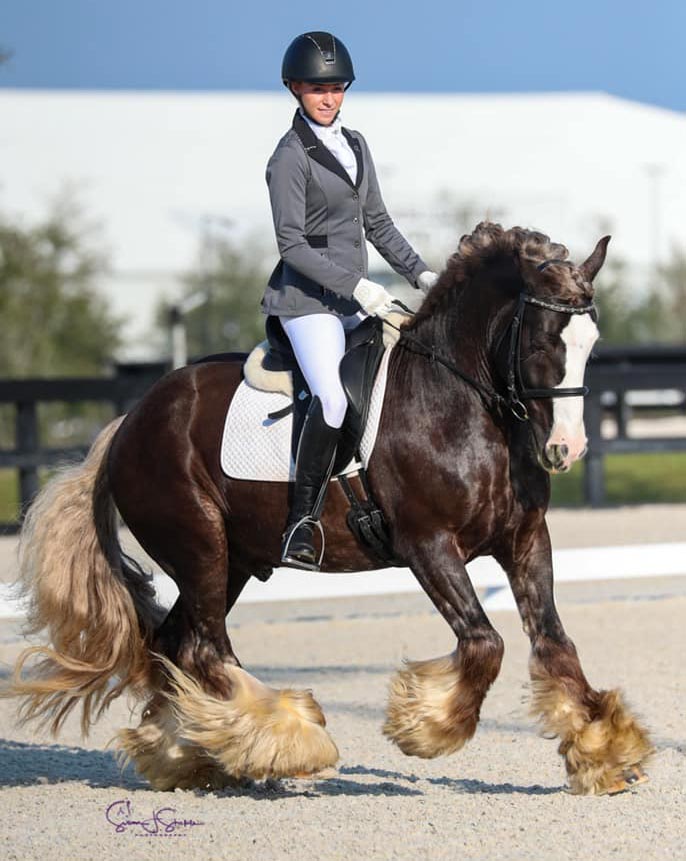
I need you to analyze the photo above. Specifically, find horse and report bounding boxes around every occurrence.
[6,222,652,795]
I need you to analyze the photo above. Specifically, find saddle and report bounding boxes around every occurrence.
[242,314,406,564]
[255,315,384,475]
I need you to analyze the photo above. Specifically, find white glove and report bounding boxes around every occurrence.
[353,278,397,318]
[417,270,439,294]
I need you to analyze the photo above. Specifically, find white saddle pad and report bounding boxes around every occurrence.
[221,347,392,482]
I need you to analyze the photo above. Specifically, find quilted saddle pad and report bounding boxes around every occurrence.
[220,346,392,482]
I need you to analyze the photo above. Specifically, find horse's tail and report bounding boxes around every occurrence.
[5,416,165,736]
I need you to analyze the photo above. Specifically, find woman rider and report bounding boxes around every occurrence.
[262,31,438,571]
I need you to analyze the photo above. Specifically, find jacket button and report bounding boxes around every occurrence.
[352,193,359,200]
[353,216,359,223]
[354,240,360,247]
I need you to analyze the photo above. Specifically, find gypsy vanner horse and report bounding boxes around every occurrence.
[6,223,652,794]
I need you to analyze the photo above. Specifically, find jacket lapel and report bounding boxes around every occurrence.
[342,128,364,190]
[292,111,362,190]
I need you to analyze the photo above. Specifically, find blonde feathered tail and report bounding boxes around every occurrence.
[3,417,165,736]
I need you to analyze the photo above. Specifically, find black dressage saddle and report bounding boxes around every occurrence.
[262,314,386,475]
[196,317,395,562]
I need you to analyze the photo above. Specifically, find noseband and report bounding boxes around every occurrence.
[392,262,597,423]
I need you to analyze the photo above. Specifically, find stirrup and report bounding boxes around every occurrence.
[281,516,326,571]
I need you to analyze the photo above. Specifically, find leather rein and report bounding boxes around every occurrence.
[389,264,597,423]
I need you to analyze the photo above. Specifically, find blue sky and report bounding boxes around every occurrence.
[1,1,685,111]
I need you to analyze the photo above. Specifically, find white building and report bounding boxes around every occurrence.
[1,89,685,359]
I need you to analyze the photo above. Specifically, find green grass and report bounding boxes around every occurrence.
[551,452,686,507]
[1,453,684,525]
[0,469,19,523]
[0,467,52,524]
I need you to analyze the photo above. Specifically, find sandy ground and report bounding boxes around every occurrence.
[1,502,685,585]
[0,505,685,861]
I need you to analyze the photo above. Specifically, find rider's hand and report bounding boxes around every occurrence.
[417,270,439,294]
[353,278,397,318]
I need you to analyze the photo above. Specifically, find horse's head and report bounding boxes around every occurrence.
[510,234,610,473]
[408,222,609,473]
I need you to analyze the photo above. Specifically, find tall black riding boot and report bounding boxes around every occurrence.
[281,396,340,571]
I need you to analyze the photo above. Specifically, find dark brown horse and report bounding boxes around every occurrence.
[8,223,652,794]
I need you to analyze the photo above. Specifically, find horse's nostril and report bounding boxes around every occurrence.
[559,444,569,459]
[545,443,563,457]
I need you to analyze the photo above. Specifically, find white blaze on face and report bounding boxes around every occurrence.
[548,314,599,466]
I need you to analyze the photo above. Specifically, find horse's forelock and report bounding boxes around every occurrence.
[536,264,595,303]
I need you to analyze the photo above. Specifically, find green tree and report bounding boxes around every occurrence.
[591,250,682,346]
[0,199,124,495]
[593,256,651,344]
[659,245,686,343]
[0,198,122,376]
[160,228,268,357]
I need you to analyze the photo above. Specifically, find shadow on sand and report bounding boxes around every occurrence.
[0,739,422,799]
[342,764,561,796]
[0,738,147,790]
[0,739,576,798]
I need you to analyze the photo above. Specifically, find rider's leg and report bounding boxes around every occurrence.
[279,313,349,570]
[282,313,350,427]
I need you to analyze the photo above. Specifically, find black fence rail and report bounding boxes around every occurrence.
[0,363,169,534]
[0,348,684,532]
[583,345,686,506]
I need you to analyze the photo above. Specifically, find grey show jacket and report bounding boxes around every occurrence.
[261,111,428,318]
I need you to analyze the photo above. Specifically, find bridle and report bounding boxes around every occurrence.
[499,283,598,421]
[390,260,597,423]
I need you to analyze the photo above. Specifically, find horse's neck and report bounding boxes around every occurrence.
[387,305,550,511]
[405,292,502,390]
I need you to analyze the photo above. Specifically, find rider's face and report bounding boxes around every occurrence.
[290,81,345,125]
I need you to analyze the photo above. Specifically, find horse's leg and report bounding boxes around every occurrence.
[114,493,243,789]
[495,521,652,795]
[384,530,504,757]
[108,363,337,788]
[116,491,337,788]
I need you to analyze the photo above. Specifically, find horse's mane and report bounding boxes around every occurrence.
[408,221,585,330]
[457,221,570,269]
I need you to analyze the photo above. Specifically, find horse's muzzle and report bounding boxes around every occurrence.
[540,442,572,474]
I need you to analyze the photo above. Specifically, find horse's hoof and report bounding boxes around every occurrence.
[291,766,339,780]
[602,765,650,796]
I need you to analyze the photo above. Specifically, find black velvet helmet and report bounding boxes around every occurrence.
[281,32,355,88]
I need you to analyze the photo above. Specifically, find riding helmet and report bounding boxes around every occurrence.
[281,32,355,87]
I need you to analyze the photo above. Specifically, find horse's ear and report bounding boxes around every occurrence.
[580,236,611,282]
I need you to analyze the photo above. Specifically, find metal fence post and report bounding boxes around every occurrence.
[583,392,605,506]
[16,400,39,516]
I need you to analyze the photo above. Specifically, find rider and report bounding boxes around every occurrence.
[262,30,438,571]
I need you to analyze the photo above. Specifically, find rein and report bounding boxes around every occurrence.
[388,282,597,423]
[386,302,509,414]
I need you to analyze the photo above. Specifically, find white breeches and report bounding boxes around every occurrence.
[281,312,365,429]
